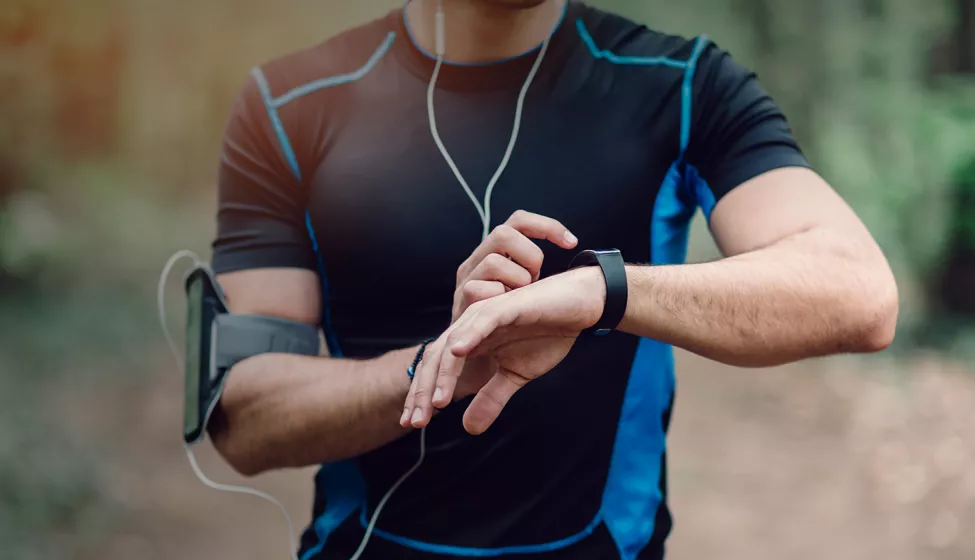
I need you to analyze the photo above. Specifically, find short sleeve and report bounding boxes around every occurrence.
[684,43,811,205]
[210,73,318,274]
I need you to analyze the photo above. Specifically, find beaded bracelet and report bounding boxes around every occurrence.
[407,337,437,380]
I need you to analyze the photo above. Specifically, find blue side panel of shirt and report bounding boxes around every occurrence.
[588,24,714,559]
[254,19,722,559]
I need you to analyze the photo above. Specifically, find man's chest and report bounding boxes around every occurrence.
[307,93,680,285]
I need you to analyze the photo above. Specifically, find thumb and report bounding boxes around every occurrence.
[462,368,526,435]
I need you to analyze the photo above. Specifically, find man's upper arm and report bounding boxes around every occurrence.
[212,72,322,325]
[217,268,321,325]
[709,167,876,257]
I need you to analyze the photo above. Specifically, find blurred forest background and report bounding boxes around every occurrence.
[2,0,975,559]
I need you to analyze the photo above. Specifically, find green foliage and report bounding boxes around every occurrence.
[822,82,975,280]
[0,161,214,557]
[0,405,105,559]
[2,0,975,554]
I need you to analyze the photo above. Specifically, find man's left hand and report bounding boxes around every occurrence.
[401,267,607,435]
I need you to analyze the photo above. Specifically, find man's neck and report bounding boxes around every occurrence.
[405,0,566,63]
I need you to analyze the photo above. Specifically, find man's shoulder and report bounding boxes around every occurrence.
[574,3,699,64]
[255,11,396,100]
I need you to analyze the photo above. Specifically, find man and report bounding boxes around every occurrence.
[208,0,898,558]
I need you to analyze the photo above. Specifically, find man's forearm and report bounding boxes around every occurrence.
[210,346,415,476]
[616,227,898,367]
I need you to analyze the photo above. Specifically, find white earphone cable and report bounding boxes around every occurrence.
[353,2,552,557]
[480,37,550,237]
[426,55,487,228]
[426,4,551,240]
[157,249,201,364]
[349,426,426,560]
[158,2,552,558]
[157,250,300,560]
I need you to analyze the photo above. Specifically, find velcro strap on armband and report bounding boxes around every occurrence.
[213,314,321,371]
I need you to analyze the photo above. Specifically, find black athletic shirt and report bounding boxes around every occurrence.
[212,3,809,559]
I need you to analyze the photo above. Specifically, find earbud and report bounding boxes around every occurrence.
[435,2,446,57]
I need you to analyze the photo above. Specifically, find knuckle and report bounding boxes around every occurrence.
[482,253,507,270]
[438,362,454,377]
[445,329,464,348]
[492,224,515,243]
[527,247,544,270]
[462,282,480,302]
[456,261,471,283]
[484,389,507,408]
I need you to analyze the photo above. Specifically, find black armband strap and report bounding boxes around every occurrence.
[213,314,321,371]
[568,249,628,336]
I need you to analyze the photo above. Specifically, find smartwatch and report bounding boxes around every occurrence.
[568,249,628,336]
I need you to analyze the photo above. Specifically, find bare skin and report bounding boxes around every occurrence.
[403,167,900,436]
[211,2,899,480]
[210,211,576,476]
[209,0,572,477]
[405,0,566,63]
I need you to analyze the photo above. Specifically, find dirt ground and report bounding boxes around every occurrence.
[44,350,975,560]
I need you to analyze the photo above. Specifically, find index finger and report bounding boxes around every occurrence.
[505,210,578,249]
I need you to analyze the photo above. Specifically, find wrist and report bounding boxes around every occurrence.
[566,249,629,334]
[615,265,648,336]
[380,346,419,395]
[565,266,607,329]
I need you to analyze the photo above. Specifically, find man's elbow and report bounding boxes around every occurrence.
[210,422,267,478]
[847,271,899,353]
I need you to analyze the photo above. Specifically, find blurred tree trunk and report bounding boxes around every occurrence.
[744,0,773,61]
[935,0,975,316]
[958,0,975,73]
[937,158,975,317]
[927,0,975,79]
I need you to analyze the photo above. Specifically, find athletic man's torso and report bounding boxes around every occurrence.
[212,2,808,558]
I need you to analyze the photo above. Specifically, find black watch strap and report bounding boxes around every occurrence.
[568,249,628,335]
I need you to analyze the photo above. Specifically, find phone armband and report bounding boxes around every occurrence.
[183,266,321,445]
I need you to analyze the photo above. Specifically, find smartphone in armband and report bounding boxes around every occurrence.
[183,266,228,445]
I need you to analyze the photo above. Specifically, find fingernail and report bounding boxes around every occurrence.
[564,231,578,245]
[400,408,410,424]
[411,408,424,425]
[434,387,444,402]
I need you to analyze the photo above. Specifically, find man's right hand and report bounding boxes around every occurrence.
[452,210,578,321]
